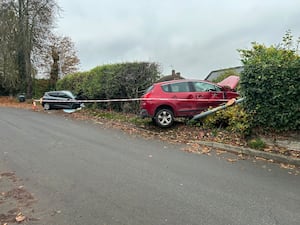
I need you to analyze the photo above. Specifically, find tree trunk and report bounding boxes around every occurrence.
[49,46,59,90]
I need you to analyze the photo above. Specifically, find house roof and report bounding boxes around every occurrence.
[156,70,185,82]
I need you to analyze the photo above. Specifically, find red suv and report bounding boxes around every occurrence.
[140,76,240,128]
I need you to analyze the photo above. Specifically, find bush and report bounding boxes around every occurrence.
[202,105,252,135]
[247,138,266,150]
[56,62,161,113]
[32,79,50,98]
[239,35,300,131]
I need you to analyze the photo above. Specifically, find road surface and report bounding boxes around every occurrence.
[0,107,299,225]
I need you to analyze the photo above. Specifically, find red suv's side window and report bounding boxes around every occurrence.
[193,82,221,92]
[162,82,190,93]
[161,84,171,92]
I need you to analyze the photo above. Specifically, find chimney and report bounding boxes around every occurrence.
[172,70,176,76]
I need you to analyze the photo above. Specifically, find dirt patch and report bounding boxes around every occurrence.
[0,171,38,224]
[0,96,34,110]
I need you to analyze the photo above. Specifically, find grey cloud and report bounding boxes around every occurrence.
[57,0,300,78]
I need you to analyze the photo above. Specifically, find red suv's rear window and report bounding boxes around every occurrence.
[144,85,154,94]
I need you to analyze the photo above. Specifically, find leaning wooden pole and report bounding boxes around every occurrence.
[191,98,245,121]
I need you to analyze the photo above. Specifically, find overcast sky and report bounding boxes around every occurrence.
[55,0,300,79]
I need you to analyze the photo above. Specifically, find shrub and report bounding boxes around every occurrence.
[56,62,161,113]
[202,105,252,135]
[239,33,300,131]
[32,79,50,98]
[247,138,266,150]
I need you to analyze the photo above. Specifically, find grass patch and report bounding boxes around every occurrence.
[247,138,266,150]
[85,108,152,126]
[128,116,152,126]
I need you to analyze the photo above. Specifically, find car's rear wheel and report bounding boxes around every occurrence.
[155,108,174,128]
[43,103,50,110]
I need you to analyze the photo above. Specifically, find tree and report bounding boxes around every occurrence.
[239,31,300,131]
[36,34,80,90]
[49,45,60,90]
[14,0,59,97]
[0,1,19,95]
[0,0,80,96]
[55,36,80,77]
[49,35,80,80]
[0,1,81,97]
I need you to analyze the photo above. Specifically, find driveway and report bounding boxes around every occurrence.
[0,107,299,225]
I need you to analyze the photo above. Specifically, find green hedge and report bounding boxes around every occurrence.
[32,79,50,98]
[239,43,300,131]
[56,62,160,112]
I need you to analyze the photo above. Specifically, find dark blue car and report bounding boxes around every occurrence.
[41,90,83,110]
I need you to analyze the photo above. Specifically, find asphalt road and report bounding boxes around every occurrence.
[0,107,299,225]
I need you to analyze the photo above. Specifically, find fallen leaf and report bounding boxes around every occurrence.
[227,158,237,163]
[198,131,205,139]
[238,154,246,160]
[255,157,267,161]
[15,213,26,222]
[201,147,211,154]
[263,147,273,152]
[216,150,226,155]
[280,163,296,170]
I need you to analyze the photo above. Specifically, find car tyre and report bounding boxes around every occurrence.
[155,108,174,128]
[43,103,50,110]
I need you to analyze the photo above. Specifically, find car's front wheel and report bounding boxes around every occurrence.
[154,108,174,128]
[43,103,50,110]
